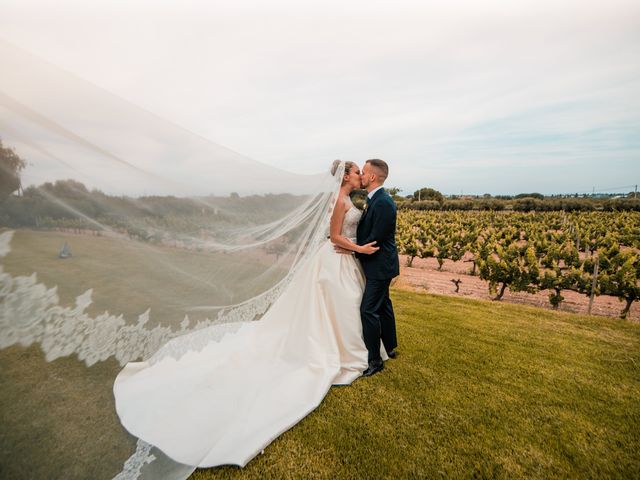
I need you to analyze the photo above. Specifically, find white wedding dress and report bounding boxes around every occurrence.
[113,195,386,468]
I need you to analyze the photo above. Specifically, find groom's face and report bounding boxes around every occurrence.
[360,163,372,189]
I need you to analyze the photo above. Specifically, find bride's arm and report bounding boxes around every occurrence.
[330,197,378,254]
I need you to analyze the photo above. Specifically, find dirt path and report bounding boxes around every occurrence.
[394,255,639,322]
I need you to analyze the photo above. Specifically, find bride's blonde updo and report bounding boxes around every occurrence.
[330,160,355,178]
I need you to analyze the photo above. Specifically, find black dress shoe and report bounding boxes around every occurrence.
[387,349,397,359]
[362,360,384,377]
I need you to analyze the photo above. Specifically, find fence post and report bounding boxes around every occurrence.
[588,255,600,315]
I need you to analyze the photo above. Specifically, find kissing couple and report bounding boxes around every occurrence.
[113,159,401,470]
[329,158,400,377]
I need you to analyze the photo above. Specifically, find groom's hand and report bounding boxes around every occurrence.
[333,245,353,255]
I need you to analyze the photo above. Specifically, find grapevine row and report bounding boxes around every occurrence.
[396,211,640,318]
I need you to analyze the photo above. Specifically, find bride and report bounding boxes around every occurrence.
[112,160,386,469]
[0,41,394,478]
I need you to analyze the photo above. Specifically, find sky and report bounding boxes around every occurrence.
[1,0,639,196]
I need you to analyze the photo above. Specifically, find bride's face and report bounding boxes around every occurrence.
[344,165,361,190]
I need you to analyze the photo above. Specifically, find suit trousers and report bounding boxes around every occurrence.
[360,277,397,363]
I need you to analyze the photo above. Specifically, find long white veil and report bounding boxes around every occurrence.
[0,39,344,479]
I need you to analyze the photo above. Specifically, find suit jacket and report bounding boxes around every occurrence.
[355,188,400,280]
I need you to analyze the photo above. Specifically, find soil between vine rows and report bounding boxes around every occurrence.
[395,254,640,322]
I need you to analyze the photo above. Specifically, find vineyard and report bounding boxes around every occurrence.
[396,210,640,319]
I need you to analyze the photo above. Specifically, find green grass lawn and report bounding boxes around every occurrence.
[1,230,639,479]
[193,291,640,480]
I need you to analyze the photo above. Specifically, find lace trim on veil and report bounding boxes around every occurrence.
[0,200,336,367]
[113,440,156,480]
[0,162,345,479]
[0,228,223,366]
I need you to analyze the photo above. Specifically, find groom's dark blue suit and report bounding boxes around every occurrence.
[355,188,399,363]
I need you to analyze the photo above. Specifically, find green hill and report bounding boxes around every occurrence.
[194,290,640,480]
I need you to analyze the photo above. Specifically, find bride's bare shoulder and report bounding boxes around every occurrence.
[333,195,348,211]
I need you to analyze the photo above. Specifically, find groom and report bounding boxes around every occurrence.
[343,159,400,377]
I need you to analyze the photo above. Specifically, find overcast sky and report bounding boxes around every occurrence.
[1,0,639,195]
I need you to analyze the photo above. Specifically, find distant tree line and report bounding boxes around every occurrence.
[0,178,305,231]
[2,138,637,219]
[390,186,640,212]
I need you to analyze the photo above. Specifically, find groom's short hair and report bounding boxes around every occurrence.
[366,159,388,182]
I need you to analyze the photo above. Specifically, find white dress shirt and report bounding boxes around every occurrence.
[367,186,384,199]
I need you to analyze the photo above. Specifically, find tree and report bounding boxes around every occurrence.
[0,139,26,200]
[413,187,444,203]
[599,250,640,319]
[266,238,288,260]
[515,192,544,200]
[513,197,541,212]
[478,244,539,300]
[41,179,90,198]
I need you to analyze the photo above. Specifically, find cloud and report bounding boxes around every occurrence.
[1,0,639,194]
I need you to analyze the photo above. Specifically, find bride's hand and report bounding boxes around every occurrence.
[359,241,379,255]
[334,245,353,255]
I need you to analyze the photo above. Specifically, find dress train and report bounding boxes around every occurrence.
[114,237,386,467]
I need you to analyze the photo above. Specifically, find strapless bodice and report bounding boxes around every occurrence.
[342,196,362,241]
